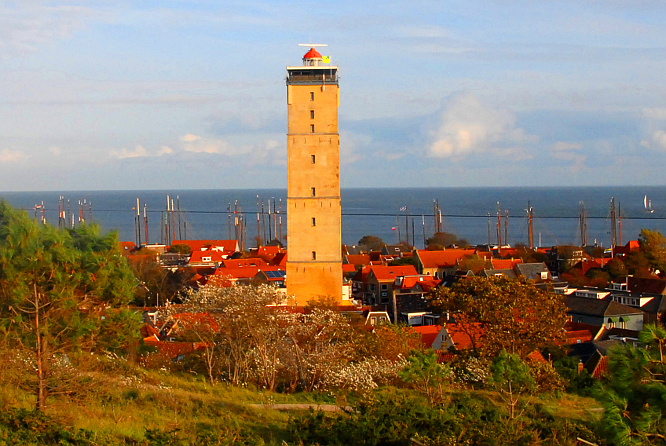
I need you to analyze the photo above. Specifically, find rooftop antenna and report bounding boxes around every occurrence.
[297,44,328,47]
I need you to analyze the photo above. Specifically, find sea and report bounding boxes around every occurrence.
[1,187,665,249]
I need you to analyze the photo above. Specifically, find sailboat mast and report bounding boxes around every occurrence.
[610,197,617,248]
[496,202,502,247]
[528,201,534,250]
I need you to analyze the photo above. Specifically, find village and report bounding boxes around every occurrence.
[119,232,663,384]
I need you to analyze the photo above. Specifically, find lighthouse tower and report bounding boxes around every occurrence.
[285,47,343,305]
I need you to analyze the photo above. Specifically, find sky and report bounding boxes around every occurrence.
[2,0,666,191]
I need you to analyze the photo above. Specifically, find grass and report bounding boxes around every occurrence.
[0,356,603,445]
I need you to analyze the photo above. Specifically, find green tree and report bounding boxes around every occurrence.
[489,350,536,420]
[168,243,192,255]
[357,235,384,252]
[399,351,451,404]
[426,231,458,248]
[0,201,138,410]
[639,229,666,275]
[428,276,567,358]
[595,324,666,445]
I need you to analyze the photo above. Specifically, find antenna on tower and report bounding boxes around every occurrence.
[297,43,328,47]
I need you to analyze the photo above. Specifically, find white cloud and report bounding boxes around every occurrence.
[180,134,200,142]
[339,131,368,165]
[0,3,101,56]
[427,93,537,159]
[643,108,666,120]
[552,142,586,173]
[553,142,583,151]
[48,146,61,156]
[110,144,172,159]
[641,130,666,151]
[0,149,25,163]
[180,134,284,164]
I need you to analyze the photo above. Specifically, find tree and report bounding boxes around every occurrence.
[399,351,451,404]
[357,235,384,252]
[639,229,666,275]
[426,231,458,248]
[428,276,567,358]
[0,201,138,410]
[596,324,666,445]
[489,350,536,420]
[168,243,192,255]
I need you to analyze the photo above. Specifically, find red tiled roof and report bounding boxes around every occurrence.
[370,265,418,281]
[417,249,477,269]
[213,266,261,279]
[220,258,268,269]
[189,250,228,263]
[410,325,443,349]
[342,264,357,273]
[346,254,371,266]
[172,239,238,253]
[444,323,484,350]
[491,259,522,269]
[398,276,440,291]
[272,252,287,267]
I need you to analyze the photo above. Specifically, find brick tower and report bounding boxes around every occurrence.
[285,47,342,305]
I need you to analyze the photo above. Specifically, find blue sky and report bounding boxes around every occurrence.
[1,0,666,190]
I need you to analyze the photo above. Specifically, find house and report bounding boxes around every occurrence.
[410,325,443,349]
[391,275,441,323]
[220,258,269,269]
[171,239,239,254]
[344,254,371,267]
[514,263,552,282]
[436,323,485,353]
[382,244,412,257]
[188,250,229,267]
[490,258,522,269]
[414,249,477,278]
[249,245,285,263]
[479,268,517,279]
[613,240,640,257]
[364,265,418,305]
[564,296,644,331]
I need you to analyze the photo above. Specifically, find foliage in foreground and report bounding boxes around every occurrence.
[289,390,599,446]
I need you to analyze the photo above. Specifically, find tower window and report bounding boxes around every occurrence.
[310,110,314,119]
[311,155,315,163]
[311,187,316,197]
[312,217,316,226]
[312,251,317,260]
[310,92,314,101]
[310,124,315,133]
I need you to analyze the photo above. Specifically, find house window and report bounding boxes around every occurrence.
[311,217,316,226]
[310,92,314,101]
[310,124,315,133]
[311,187,316,197]
[310,110,315,119]
[312,251,316,260]
[369,284,376,291]
[381,284,388,291]
[311,154,315,163]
